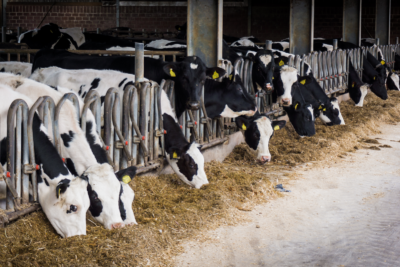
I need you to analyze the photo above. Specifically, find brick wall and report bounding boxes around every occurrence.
[5,2,400,44]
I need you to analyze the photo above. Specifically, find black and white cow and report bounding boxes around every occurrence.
[362,55,388,100]
[247,50,275,91]
[19,23,78,50]
[234,112,286,163]
[0,62,32,77]
[32,48,226,118]
[145,39,187,51]
[272,42,290,52]
[0,73,137,229]
[367,50,400,91]
[161,89,208,189]
[0,84,90,238]
[272,65,299,106]
[203,72,256,118]
[348,62,369,107]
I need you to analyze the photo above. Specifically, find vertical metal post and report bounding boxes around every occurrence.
[265,40,272,50]
[396,37,399,44]
[343,0,362,46]
[97,28,100,34]
[290,0,314,55]
[135,42,144,87]
[376,38,380,46]
[375,0,391,45]
[116,0,120,28]
[17,26,21,38]
[333,39,338,50]
[247,0,252,36]
[2,0,7,29]
[82,28,86,33]
[2,26,5,43]
[188,0,220,66]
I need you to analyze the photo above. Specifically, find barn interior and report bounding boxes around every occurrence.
[0,0,399,266]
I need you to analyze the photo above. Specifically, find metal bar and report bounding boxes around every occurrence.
[188,0,219,66]
[375,0,391,45]
[333,39,338,50]
[290,0,314,54]
[116,0,120,28]
[343,0,362,46]
[247,0,252,36]
[2,27,6,43]
[55,94,79,155]
[265,40,272,50]
[135,43,144,87]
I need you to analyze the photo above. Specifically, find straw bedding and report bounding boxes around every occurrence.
[1,91,400,266]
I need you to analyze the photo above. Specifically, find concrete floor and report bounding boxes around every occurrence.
[175,123,400,267]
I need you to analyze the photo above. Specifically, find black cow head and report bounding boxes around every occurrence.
[163,56,226,110]
[248,50,275,92]
[362,56,388,100]
[175,23,187,40]
[235,112,286,163]
[19,23,62,49]
[387,71,400,91]
[348,62,369,106]
[284,102,316,137]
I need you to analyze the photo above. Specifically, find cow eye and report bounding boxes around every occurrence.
[70,205,78,212]
[190,164,195,168]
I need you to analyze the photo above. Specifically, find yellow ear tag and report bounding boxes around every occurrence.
[229,74,233,80]
[178,27,181,30]
[323,108,326,112]
[272,77,274,80]
[170,69,176,77]
[318,105,323,110]
[50,30,53,33]
[279,60,284,66]
[242,123,247,131]
[57,188,61,198]
[373,76,376,80]
[172,152,178,159]
[295,103,299,110]
[122,175,131,184]
[212,71,219,79]
[300,79,306,85]
[381,60,385,65]
[274,125,280,131]
[352,82,355,88]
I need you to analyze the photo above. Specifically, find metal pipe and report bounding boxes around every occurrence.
[17,26,21,38]
[333,39,338,50]
[376,38,380,46]
[97,28,100,34]
[116,0,120,28]
[375,0,391,45]
[135,43,144,87]
[397,37,399,44]
[342,0,362,46]
[289,0,314,55]
[265,40,272,50]
[2,27,6,43]
[247,0,252,36]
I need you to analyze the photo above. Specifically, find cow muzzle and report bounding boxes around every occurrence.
[265,83,273,91]
[259,156,271,164]
[187,101,200,110]
[281,98,291,106]
[111,222,125,229]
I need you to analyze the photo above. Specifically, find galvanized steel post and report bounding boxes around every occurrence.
[333,39,338,50]
[375,0,391,45]
[343,0,362,46]
[187,0,221,66]
[247,0,252,36]
[2,27,6,43]
[265,40,272,50]
[289,0,314,55]
[135,43,144,87]
[397,37,399,44]
[116,0,120,28]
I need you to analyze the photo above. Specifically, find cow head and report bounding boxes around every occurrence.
[235,112,286,163]
[84,163,126,230]
[348,62,369,107]
[175,23,187,40]
[362,56,388,100]
[387,72,400,91]
[166,142,208,189]
[284,102,316,137]
[248,50,275,92]
[163,56,226,110]
[38,177,90,238]
[19,23,61,49]
[297,75,344,125]
[214,72,256,117]
[273,65,298,106]
[115,167,138,226]
[369,75,388,100]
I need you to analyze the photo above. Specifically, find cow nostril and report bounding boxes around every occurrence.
[260,156,271,163]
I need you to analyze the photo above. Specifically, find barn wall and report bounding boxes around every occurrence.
[5,2,400,45]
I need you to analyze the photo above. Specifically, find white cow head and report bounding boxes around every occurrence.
[38,176,90,238]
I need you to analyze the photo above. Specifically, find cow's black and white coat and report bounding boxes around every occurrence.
[348,62,369,107]
[0,84,90,238]
[161,89,208,189]
[0,73,136,229]
[0,62,32,77]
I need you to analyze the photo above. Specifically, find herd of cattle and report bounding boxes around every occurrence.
[0,22,399,238]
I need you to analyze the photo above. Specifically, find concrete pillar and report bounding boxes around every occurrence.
[375,0,391,45]
[187,0,222,66]
[247,0,252,36]
[289,0,314,55]
[342,0,362,46]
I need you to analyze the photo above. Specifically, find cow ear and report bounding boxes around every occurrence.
[55,182,70,199]
[175,25,182,31]
[167,146,182,160]
[235,116,250,131]
[298,76,313,85]
[271,120,286,131]
[163,63,179,77]
[115,166,137,184]
[275,57,288,67]
[247,53,256,61]
[206,67,226,80]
